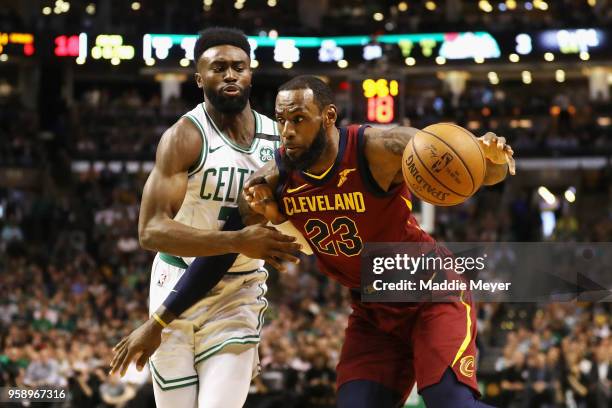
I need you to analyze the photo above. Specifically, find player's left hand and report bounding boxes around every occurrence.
[477,132,516,175]
[243,178,286,224]
[109,318,162,377]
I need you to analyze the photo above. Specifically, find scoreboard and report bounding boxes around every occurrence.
[351,77,402,125]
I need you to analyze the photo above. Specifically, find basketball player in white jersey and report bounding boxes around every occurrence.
[109,27,301,408]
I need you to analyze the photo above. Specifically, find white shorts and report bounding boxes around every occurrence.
[148,253,268,391]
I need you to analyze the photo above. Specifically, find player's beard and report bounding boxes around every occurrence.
[282,123,327,171]
[204,85,251,114]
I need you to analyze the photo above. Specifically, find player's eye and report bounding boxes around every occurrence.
[276,118,285,125]
[233,64,245,72]
[293,116,303,124]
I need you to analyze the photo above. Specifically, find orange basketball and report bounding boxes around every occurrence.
[401,123,486,206]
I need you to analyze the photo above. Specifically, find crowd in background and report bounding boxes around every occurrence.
[1,82,611,407]
[3,78,610,165]
[4,0,612,37]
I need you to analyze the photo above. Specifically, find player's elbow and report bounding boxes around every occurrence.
[139,223,161,251]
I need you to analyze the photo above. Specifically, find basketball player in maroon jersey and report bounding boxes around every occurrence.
[110,75,514,407]
[243,75,514,407]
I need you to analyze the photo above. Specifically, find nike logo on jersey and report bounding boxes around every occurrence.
[337,168,356,187]
[209,145,224,154]
[286,184,309,194]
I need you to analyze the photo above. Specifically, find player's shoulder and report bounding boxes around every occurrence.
[155,117,203,170]
[362,125,384,140]
[168,116,203,147]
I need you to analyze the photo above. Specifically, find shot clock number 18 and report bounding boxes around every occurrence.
[362,78,399,124]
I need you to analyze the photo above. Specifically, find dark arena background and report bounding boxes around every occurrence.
[1,1,611,407]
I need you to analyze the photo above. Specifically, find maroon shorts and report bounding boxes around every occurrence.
[336,291,479,401]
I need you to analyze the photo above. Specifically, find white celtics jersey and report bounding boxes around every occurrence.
[165,102,280,272]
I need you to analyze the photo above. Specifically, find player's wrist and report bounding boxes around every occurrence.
[150,314,167,330]
[226,230,244,253]
[150,306,176,329]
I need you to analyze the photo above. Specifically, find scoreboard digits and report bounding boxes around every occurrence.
[355,78,401,124]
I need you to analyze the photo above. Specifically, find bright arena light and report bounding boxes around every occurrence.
[398,2,408,12]
[538,186,556,205]
[579,51,590,61]
[555,69,565,83]
[479,0,493,12]
[435,56,446,65]
[337,59,348,68]
[522,70,532,84]
[488,72,499,85]
[282,61,293,69]
[180,58,190,67]
[405,57,416,66]
[131,2,141,11]
[564,187,576,203]
[544,52,554,61]
[509,53,520,62]
[373,13,384,21]
[425,1,436,11]
[250,59,259,68]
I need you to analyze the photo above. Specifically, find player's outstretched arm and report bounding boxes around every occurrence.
[362,126,515,192]
[138,117,245,257]
[139,118,300,260]
[110,209,248,377]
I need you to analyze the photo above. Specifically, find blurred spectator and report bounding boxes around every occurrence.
[99,372,137,407]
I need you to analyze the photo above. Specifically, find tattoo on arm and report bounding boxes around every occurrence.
[383,136,407,156]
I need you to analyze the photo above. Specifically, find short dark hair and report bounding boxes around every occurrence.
[278,75,334,110]
[193,27,251,64]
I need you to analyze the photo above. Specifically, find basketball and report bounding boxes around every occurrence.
[402,123,486,206]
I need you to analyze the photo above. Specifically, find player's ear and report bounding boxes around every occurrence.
[195,72,203,89]
[323,104,337,128]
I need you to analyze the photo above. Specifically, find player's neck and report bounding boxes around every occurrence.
[305,127,339,176]
[205,103,255,148]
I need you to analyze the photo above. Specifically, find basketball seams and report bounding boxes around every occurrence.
[405,136,453,206]
[412,130,471,198]
[442,123,486,184]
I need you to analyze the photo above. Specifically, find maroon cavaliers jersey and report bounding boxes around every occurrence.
[275,125,434,288]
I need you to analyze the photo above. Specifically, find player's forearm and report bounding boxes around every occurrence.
[139,217,241,256]
[158,208,244,318]
[483,160,508,186]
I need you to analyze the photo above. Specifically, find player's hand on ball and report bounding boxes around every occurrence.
[110,319,162,377]
[477,132,516,175]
